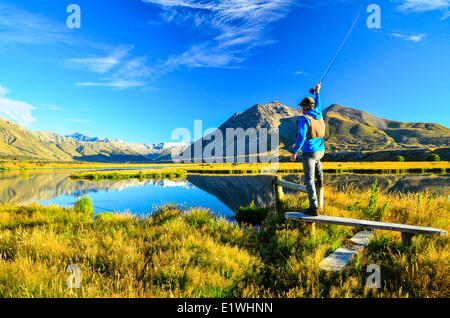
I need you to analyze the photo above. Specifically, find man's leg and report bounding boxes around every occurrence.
[302,152,319,210]
[315,150,325,188]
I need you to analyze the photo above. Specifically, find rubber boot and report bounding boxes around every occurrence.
[303,206,319,216]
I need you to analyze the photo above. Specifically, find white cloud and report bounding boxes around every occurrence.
[76,79,147,89]
[391,32,427,42]
[66,46,132,74]
[63,118,91,123]
[0,85,10,96]
[143,0,295,72]
[441,10,450,19]
[37,104,65,111]
[0,3,71,46]
[397,0,449,12]
[76,56,153,89]
[0,3,151,91]
[0,86,37,126]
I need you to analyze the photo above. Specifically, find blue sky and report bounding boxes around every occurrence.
[0,0,449,144]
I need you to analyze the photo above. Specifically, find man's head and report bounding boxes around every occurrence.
[298,97,315,113]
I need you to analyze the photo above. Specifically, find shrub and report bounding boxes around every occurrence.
[19,160,29,170]
[363,180,381,220]
[396,155,405,162]
[94,212,115,222]
[427,154,440,162]
[232,202,269,225]
[74,196,93,214]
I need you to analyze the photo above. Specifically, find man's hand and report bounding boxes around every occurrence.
[290,153,297,162]
[315,82,321,94]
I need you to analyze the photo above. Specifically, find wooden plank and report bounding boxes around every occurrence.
[285,212,448,237]
[276,180,308,193]
[319,231,374,271]
[401,232,414,246]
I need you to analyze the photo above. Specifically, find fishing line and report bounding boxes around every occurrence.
[309,5,364,95]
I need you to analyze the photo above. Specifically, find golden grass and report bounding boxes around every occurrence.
[0,184,448,298]
[1,159,448,174]
[68,162,449,180]
[0,159,197,171]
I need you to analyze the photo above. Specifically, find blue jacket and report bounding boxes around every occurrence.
[293,92,326,154]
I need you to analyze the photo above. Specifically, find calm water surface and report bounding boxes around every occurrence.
[0,170,448,218]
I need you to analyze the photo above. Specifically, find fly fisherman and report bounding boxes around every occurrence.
[290,83,326,216]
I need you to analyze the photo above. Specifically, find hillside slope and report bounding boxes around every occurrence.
[184,101,450,161]
[324,104,450,152]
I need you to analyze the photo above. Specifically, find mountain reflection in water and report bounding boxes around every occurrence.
[0,170,448,217]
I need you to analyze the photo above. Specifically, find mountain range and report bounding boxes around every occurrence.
[0,118,188,162]
[0,101,448,162]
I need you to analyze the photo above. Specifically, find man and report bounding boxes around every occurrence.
[290,83,326,216]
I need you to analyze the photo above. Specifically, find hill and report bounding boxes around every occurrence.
[184,101,450,161]
[324,104,450,152]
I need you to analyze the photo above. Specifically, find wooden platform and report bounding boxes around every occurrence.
[319,231,374,271]
[285,213,448,237]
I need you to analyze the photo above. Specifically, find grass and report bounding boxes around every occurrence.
[185,162,449,175]
[231,202,270,226]
[0,182,448,298]
[67,162,449,181]
[0,160,448,175]
[70,169,187,181]
[0,159,198,171]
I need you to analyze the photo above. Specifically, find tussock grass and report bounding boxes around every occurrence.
[0,183,448,298]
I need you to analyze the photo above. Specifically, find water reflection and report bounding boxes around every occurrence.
[0,170,448,217]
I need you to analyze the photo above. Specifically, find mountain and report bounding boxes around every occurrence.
[184,101,450,161]
[0,118,186,162]
[0,101,448,163]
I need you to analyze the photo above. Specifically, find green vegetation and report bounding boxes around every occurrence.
[74,197,93,214]
[232,202,270,225]
[396,155,405,162]
[71,169,187,181]
[0,184,448,298]
[362,180,382,221]
[427,154,441,162]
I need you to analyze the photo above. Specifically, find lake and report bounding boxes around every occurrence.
[0,170,448,218]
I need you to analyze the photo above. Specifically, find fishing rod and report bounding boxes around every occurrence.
[309,7,362,95]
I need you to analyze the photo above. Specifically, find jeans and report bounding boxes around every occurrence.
[302,150,325,209]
